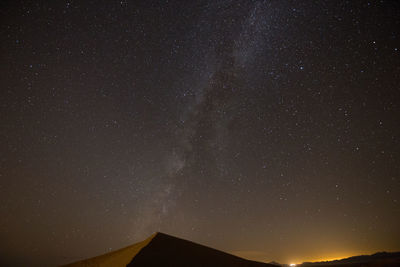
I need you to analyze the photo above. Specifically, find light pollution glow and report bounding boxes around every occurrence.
[233,250,369,265]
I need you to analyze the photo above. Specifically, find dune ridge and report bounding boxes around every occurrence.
[62,233,157,267]
[62,232,273,267]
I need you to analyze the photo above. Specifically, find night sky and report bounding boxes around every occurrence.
[1,1,400,266]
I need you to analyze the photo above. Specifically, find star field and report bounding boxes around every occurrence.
[1,1,399,266]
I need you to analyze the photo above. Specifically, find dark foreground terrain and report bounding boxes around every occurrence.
[62,232,399,267]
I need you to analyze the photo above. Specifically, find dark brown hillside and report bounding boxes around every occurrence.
[63,232,274,267]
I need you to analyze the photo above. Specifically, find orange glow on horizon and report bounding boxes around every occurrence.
[233,250,368,265]
[232,246,400,265]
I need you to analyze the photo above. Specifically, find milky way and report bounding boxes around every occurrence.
[140,1,268,232]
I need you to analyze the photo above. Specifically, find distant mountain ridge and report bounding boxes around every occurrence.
[301,251,400,267]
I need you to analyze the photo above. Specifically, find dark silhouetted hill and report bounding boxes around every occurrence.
[127,232,273,267]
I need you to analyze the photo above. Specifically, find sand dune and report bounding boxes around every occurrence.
[62,232,274,267]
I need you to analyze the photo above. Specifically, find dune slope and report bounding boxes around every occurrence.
[62,232,273,267]
[127,232,272,267]
[62,233,156,267]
